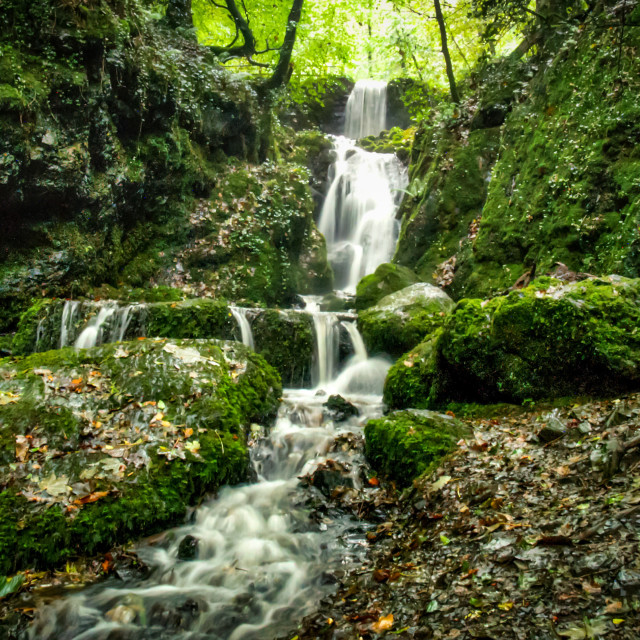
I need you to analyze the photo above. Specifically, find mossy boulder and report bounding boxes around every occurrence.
[358,283,454,358]
[384,277,640,411]
[365,409,471,486]
[0,338,281,574]
[251,310,314,387]
[355,263,420,311]
[358,127,415,164]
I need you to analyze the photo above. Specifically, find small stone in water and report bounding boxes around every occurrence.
[177,534,199,560]
[105,605,137,624]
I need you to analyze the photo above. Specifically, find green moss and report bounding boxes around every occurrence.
[365,410,471,486]
[359,283,454,358]
[355,263,419,311]
[383,333,441,410]
[358,127,415,163]
[385,277,640,410]
[0,338,281,574]
[251,310,314,387]
[145,299,234,340]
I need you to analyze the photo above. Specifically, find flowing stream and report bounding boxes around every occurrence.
[28,79,400,640]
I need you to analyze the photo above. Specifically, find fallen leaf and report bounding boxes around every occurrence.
[73,491,109,506]
[39,473,71,497]
[371,613,393,633]
[15,435,29,462]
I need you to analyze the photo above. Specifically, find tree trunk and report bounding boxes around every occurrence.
[165,0,193,30]
[262,0,304,92]
[433,0,459,104]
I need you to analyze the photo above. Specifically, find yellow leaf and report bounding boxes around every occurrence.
[498,602,514,611]
[372,613,394,633]
[613,619,624,625]
[184,427,194,438]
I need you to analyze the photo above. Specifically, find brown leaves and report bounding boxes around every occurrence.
[15,435,29,462]
[73,491,110,506]
[370,613,393,633]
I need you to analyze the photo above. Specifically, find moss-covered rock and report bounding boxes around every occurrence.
[358,127,415,164]
[0,338,281,574]
[365,409,471,486]
[355,263,420,311]
[251,310,314,387]
[359,283,454,358]
[385,277,640,410]
[394,125,501,292]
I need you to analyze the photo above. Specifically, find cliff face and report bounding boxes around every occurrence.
[0,0,333,330]
[394,5,640,299]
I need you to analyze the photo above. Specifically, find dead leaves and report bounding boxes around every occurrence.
[371,613,394,633]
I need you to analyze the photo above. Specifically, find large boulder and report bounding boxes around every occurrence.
[0,338,281,574]
[355,263,420,311]
[358,283,455,358]
[384,277,640,410]
[365,410,470,486]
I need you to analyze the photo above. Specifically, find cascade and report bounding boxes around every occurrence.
[341,320,368,363]
[28,79,399,640]
[319,83,408,293]
[344,79,387,139]
[59,300,81,348]
[74,305,117,349]
[230,306,255,350]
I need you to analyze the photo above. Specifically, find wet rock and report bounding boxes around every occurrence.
[614,569,640,596]
[365,410,471,486]
[177,535,199,561]
[358,283,454,358]
[385,277,640,410]
[323,395,360,422]
[355,263,420,311]
[537,412,567,443]
[302,459,355,498]
[0,338,281,574]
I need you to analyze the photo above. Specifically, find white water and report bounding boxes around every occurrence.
[319,81,408,293]
[230,307,255,350]
[59,300,81,348]
[344,79,387,140]
[342,320,368,363]
[74,305,118,349]
[30,381,388,640]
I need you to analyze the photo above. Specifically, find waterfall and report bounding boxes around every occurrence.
[110,304,136,343]
[344,79,387,139]
[341,321,367,363]
[59,300,81,348]
[302,297,340,387]
[318,138,407,293]
[230,306,255,350]
[74,305,117,349]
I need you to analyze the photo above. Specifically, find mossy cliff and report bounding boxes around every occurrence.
[393,12,640,299]
[12,298,315,387]
[0,0,333,331]
[0,338,281,574]
[384,276,640,410]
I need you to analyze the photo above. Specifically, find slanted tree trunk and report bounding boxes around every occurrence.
[262,0,305,92]
[433,0,459,104]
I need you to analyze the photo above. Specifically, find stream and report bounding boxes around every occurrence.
[27,79,402,640]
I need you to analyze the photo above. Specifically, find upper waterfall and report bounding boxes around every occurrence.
[344,79,387,139]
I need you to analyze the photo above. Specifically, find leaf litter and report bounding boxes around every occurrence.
[288,393,640,639]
